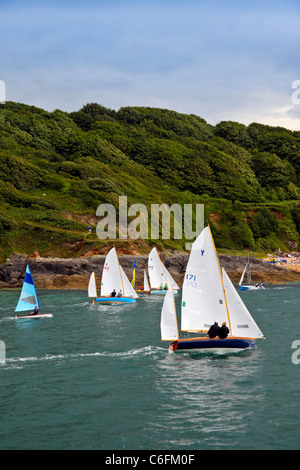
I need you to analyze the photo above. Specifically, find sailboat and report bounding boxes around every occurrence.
[135,270,151,293]
[15,265,53,319]
[88,247,138,304]
[239,251,265,290]
[148,247,179,294]
[160,226,265,353]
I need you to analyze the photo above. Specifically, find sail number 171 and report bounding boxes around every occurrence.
[186,273,197,288]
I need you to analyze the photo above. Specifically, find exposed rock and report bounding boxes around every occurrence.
[0,252,300,290]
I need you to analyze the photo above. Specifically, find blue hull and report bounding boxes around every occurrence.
[95,297,136,304]
[171,337,256,353]
[240,286,265,290]
[150,290,178,295]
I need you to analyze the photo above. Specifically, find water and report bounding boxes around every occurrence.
[0,284,300,450]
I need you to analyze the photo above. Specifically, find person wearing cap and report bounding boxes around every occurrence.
[207,322,220,338]
[218,322,229,339]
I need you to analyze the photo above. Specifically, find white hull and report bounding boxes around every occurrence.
[240,285,265,290]
[15,313,53,319]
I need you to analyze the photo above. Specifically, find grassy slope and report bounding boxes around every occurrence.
[0,101,299,261]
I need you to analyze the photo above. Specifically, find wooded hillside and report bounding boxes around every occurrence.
[0,101,299,261]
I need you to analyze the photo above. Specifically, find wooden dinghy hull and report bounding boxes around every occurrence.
[170,337,256,353]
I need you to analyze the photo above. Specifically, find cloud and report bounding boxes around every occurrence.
[1,0,300,130]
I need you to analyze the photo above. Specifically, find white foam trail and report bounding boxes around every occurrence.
[3,346,165,368]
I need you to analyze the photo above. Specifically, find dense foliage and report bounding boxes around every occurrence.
[0,101,299,261]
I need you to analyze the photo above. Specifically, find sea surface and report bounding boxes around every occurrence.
[0,283,300,450]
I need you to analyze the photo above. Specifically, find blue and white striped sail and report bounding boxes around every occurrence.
[15,265,40,312]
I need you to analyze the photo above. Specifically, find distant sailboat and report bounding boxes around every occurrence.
[88,271,97,298]
[148,247,179,294]
[135,270,150,293]
[239,251,265,290]
[15,265,53,319]
[160,226,265,353]
[131,258,136,288]
[88,247,138,304]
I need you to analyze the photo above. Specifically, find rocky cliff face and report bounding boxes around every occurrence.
[1,252,300,289]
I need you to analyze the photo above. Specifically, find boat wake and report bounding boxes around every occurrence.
[3,346,165,369]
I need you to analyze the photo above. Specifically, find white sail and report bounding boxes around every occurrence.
[148,247,179,289]
[239,265,247,286]
[222,268,264,339]
[143,270,150,291]
[88,272,97,298]
[164,266,180,290]
[239,252,251,286]
[100,247,124,296]
[148,247,166,288]
[120,266,138,298]
[160,288,179,341]
[181,226,229,331]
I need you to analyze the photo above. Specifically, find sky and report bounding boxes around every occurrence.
[1,0,300,130]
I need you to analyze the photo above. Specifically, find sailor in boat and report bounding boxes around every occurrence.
[110,289,117,297]
[218,322,229,339]
[30,306,39,316]
[117,290,122,297]
[207,322,220,338]
[164,284,168,290]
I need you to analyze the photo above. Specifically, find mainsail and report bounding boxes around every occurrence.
[148,247,179,290]
[181,226,229,332]
[15,265,40,313]
[101,247,138,298]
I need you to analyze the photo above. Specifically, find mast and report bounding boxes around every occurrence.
[208,225,233,336]
[114,246,125,294]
